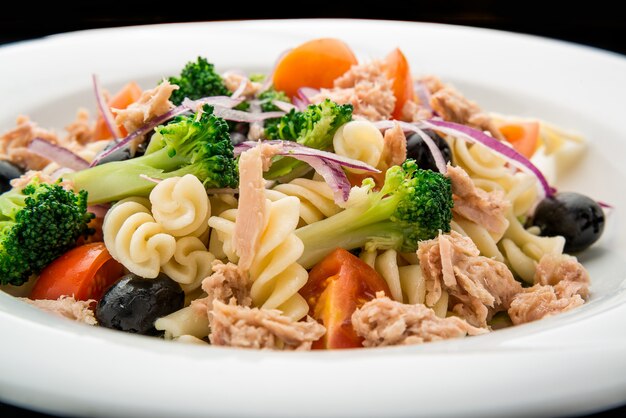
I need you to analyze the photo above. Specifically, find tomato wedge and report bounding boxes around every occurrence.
[384,48,414,120]
[30,243,124,301]
[498,121,540,159]
[300,248,390,349]
[273,38,358,98]
[93,81,142,140]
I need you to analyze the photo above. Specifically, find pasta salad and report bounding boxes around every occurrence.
[0,38,605,350]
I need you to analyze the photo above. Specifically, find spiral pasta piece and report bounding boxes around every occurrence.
[267,178,341,225]
[150,175,210,238]
[162,236,215,292]
[333,120,384,169]
[208,196,309,320]
[103,198,176,278]
[360,248,448,318]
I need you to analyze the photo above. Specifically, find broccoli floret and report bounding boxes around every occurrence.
[0,179,94,286]
[167,57,230,105]
[295,160,453,268]
[67,105,238,204]
[264,99,353,179]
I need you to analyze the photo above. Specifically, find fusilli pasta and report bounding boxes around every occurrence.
[267,178,341,225]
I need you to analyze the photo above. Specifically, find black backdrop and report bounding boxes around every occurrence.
[1,2,625,417]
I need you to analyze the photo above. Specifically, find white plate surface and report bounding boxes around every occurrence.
[1,19,625,418]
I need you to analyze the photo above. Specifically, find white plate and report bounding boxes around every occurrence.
[1,19,625,418]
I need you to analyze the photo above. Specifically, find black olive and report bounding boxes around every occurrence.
[406,130,453,171]
[96,273,184,335]
[529,192,605,253]
[0,160,24,193]
[93,138,148,166]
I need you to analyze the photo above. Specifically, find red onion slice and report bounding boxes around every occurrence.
[182,96,245,110]
[92,75,122,140]
[211,106,285,123]
[28,138,89,170]
[292,96,309,111]
[420,119,555,197]
[373,120,448,174]
[414,80,432,112]
[297,87,320,101]
[296,156,352,203]
[272,100,297,113]
[230,78,248,100]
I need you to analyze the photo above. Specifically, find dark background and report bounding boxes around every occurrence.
[1,2,625,417]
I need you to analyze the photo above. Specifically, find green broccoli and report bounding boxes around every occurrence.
[167,57,230,105]
[264,99,353,179]
[0,179,94,286]
[66,105,238,204]
[295,160,454,268]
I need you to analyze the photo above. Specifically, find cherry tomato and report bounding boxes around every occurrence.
[273,38,358,98]
[384,48,414,120]
[93,81,142,140]
[498,121,540,159]
[30,243,124,301]
[300,248,390,349]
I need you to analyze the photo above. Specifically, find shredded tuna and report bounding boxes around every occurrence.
[209,299,326,350]
[0,116,59,170]
[21,296,97,325]
[222,72,262,98]
[534,253,590,298]
[191,260,252,320]
[10,170,74,191]
[233,143,282,270]
[379,123,407,169]
[447,165,510,238]
[400,100,433,122]
[417,231,522,327]
[113,80,177,134]
[352,292,487,347]
[508,285,584,325]
[311,60,396,121]
[63,108,94,144]
[508,253,590,325]
[425,79,503,140]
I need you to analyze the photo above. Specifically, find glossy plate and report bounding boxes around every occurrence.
[1,19,625,418]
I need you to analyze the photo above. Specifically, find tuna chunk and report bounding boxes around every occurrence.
[222,72,262,98]
[352,292,487,347]
[400,100,433,122]
[63,108,94,145]
[209,300,325,350]
[417,231,522,327]
[233,143,282,270]
[21,296,97,325]
[0,115,59,170]
[191,260,252,320]
[423,76,503,140]
[379,123,407,169]
[113,80,178,134]
[311,60,396,121]
[508,253,590,325]
[447,165,510,238]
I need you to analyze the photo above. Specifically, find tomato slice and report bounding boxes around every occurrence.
[30,242,124,301]
[273,38,358,98]
[300,248,390,349]
[384,48,414,120]
[498,121,540,159]
[93,81,142,140]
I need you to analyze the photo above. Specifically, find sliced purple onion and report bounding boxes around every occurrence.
[211,106,285,123]
[234,141,380,172]
[292,96,309,111]
[182,96,245,110]
[420,119,555,197]
[92,75,122,140]
[272,100,297,112]
[50,167,75,181]
[297,156,352,203]
[248,101,264,142]
[373,120,448,174]
[89,105,190,167]
[28,138,89,170]
[414,80,432,112]
[297,87,320,101]
[598,201,613,209]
